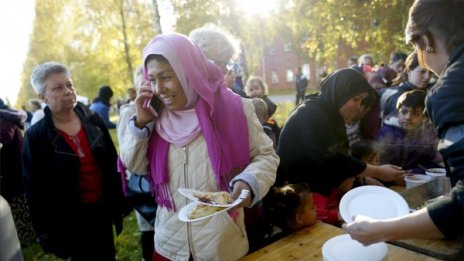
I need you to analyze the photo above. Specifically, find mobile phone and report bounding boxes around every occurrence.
[143,95,162,113]
[149,95,162,113]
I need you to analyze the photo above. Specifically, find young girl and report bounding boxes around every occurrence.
[351,139,381,166]
[351,139,383,186]
[260,183,316,249]
[246,76,281,146]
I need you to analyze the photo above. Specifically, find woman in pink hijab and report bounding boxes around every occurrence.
[120,33,278,260]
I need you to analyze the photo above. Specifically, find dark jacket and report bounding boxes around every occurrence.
[22,103,127,252]
[425,43,464,238]
[0,109,24,201]
[277,69,370,195]
[262,96,277,118]
[376,123,440,172]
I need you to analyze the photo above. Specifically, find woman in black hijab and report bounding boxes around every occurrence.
[277,68,404,196]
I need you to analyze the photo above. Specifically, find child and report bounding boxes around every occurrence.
[351,139,384,186]
[251,98,277,149]
[246,77,281,145]
[377,89,441,175]
[351,139,381,165]
[260,183,316,248]
[312,141,382,227]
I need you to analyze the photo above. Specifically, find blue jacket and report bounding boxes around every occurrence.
[90,101,116,129]
[376,123,440,173]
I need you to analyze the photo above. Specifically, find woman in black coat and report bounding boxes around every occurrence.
[277,68,404,195]
[23,62,129,260]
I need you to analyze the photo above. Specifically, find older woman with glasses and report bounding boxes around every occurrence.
[23,62,129,260]
[344,0,464,245]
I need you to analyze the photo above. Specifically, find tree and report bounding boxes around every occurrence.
[16,0,156,107]
[285,0,414,70]
[152,0,163,34]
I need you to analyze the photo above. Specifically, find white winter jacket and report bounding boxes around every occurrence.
[120,98,279,261]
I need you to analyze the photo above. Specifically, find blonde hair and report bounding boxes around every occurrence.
[246,76,269,97]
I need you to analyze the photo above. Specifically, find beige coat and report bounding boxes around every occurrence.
[120,98,279,261]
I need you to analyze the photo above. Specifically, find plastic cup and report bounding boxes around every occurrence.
[404,174,432,189]
[425,168,446,178]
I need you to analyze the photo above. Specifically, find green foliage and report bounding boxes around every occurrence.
[16,0,156,107]
[286,0,415,69]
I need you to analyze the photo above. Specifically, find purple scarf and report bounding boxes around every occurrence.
[143,34,249,211]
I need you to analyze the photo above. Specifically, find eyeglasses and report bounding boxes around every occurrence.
[214,60,235,71]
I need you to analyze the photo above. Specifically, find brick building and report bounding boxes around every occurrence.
[254,37,318,91]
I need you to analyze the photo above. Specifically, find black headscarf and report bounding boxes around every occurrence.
[319,68,375,112]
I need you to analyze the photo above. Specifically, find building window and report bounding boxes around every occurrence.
[284,42,291,52]
[286,69,294,82]
[302,63,310,80]
[271,70,279,84]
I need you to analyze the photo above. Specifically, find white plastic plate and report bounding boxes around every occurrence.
[322,234,388,261]
[339,186,409,223]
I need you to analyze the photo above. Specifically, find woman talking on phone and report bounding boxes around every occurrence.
[120,33,278,260]
[344,0,464,247]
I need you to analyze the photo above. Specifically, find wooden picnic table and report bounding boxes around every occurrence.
[240,221,440,261]
[388,185,463,260]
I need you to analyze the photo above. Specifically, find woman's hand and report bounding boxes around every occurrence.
[230,180,253,209]
[374,164,405,182]
[364,177,385,186]
[342,215,386,246]
[134,81,158,128]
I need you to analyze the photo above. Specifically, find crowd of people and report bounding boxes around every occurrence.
[1,0,464,260]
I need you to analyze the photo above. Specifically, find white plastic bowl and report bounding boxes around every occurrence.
[322,234,388,261]
[404,174,432,189]
[425,168,446,178]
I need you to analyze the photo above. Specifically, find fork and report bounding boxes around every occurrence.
[237,189,249,202]
[231,189,249,206]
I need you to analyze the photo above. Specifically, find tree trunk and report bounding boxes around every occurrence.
[118,0,134,84]
[151,0,163,34]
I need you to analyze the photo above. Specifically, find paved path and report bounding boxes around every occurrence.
[268,94,294,103]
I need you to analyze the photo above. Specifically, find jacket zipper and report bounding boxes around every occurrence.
[183,146,196,260]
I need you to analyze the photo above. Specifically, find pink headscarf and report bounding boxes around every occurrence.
[143,34,250,211]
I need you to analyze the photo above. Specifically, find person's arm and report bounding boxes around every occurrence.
[230,99,279,207]
[360,164,404,182]
[343,208,444,246]
[120,84,158,174]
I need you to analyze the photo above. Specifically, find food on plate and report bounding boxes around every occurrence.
[188,204,227,219]
[193,191,230,205]
[427,168,445,173]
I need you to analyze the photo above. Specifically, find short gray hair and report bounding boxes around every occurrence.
[30,61,71,95]
[189,26,238,62]
[133,65,144,90]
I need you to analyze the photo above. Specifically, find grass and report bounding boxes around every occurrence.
[22,100,296,260]
[22,128,142,261]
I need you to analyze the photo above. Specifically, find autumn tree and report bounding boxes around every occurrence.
[285,0,414,69]
[16,0,155,107]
